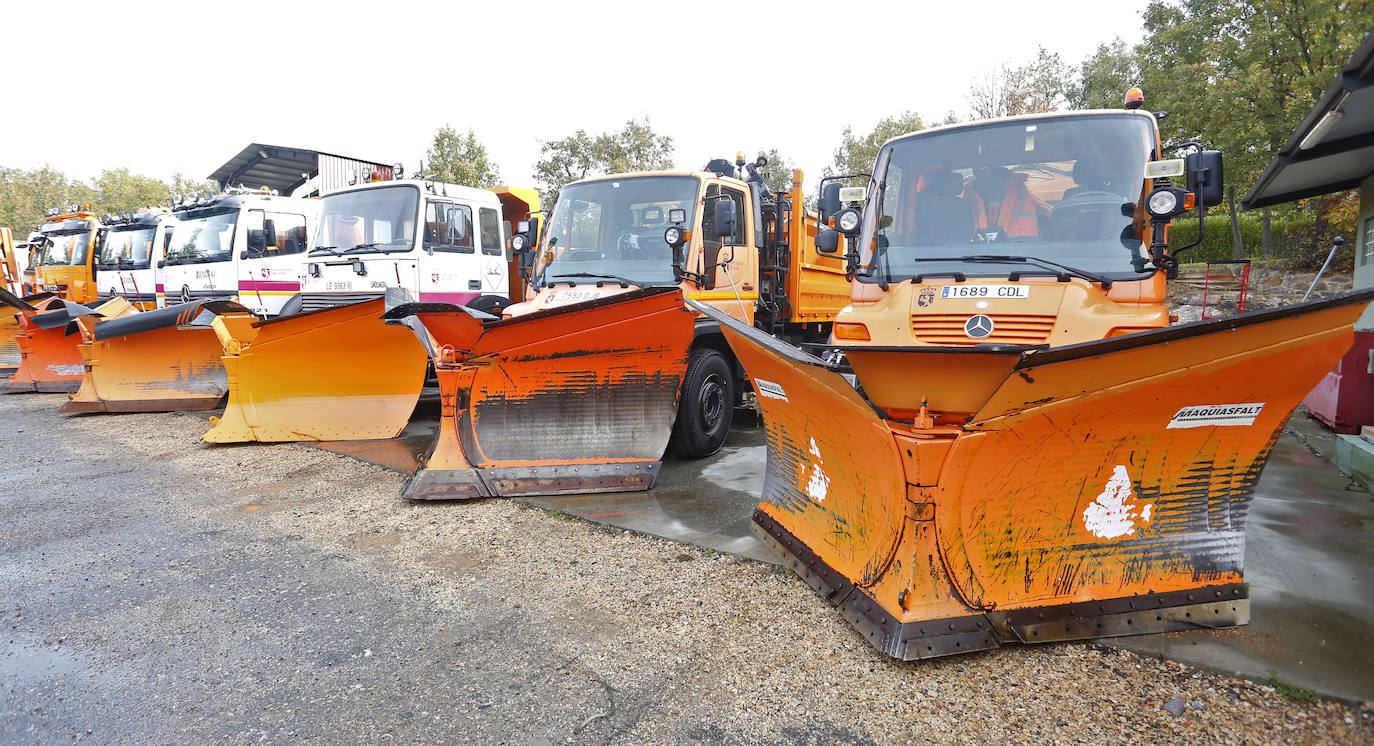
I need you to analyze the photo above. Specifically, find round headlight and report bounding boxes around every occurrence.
[1147,190,1179,217]
[664,225,684,247]
[837,208,861,233]
[510,234,527,252]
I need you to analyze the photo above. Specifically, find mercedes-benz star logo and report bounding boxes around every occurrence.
[180,285,191,304]
[964,314,995,339]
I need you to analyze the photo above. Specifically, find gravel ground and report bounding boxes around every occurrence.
[1,393,1371,744]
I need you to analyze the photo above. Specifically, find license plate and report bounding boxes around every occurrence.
[325,281,352,291]
[551,290,600,302]
[940,285,1029,299]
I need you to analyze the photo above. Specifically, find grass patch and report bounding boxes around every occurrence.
[1267,669,1319,703]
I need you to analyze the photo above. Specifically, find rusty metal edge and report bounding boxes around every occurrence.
[751,507,1252,661]
[483,462,660,497]
[60,396,227,415]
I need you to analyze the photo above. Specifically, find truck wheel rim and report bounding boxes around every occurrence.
[701,372,725,434]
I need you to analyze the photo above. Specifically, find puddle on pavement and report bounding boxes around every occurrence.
[0,646,81,681]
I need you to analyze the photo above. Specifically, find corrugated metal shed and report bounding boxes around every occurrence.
[208,144,392,195]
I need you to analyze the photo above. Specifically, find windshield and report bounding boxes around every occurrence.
[535,176,699,287]
[34,227,93,267]
[166,207,238,264]
[99,225,158,269]
[859,114,1157,283]
[314,184,418,255]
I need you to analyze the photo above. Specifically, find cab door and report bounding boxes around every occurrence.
[240,208,309,315]
[694,182,757,324]
[419,199,480,304]
[476,205,508,297]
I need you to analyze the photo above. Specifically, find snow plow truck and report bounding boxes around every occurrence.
[61,179,538,431]
[390,158,850,500]
[696,101,1374,660]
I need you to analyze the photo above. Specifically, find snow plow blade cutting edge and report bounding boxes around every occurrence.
[694,289,1374,660]
[202,297,429,443]
[392,286,694,500]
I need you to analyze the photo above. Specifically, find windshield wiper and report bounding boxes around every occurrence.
[550,272,634,288]
[958,255,1116,289]
[343,243,407,255]
[310,245,344,256]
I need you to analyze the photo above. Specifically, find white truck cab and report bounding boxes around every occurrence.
[159,188,320,316]
[96,209,175,309]
[298,179,512,312]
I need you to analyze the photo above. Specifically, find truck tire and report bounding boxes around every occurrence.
[466,294,511,315]
[671,347,735,458]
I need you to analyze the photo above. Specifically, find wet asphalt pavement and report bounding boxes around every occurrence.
[1,399,637,743]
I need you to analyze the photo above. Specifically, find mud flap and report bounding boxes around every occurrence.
[393,287,694,500]
[2,297,137,394]
[202,297,429,442]
[697,290,1374,659]
[59,301,251,413]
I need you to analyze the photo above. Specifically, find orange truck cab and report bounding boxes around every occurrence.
[817,108,1221,359]
[32,205,103,303]
[505,160,850,456]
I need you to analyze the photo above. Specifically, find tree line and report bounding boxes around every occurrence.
[6,1,1368,268]
[0,167,215,239]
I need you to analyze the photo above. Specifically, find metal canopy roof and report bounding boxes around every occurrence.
[207,144,389,195]
[1243,33,1374,210]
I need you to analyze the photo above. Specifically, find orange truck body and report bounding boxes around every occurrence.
[32,207,103,304]
[393,166,850,499]
[705,109,1374,659]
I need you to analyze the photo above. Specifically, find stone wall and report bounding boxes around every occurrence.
[1168,266,1354,323]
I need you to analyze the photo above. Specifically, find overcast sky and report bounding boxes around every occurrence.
[0,0,1150,193]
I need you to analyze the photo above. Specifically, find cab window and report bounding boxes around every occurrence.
[701,185,746,246]
[478,207,501,256]
[267,212,308,254]
[244,210,308,255]
[425,201,474,253]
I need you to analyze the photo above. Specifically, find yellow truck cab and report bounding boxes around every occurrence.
[32,204,103,303]
[507,160,850,455]
[817,107,1223,351]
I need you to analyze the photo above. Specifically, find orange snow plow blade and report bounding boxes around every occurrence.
[698,289,1374,660]
[2,294,137,393]
[59,300,251,413]
[1,292,59,375]
[202,297,429,443]
[389,286,694,499]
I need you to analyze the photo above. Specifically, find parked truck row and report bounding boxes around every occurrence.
[5,95,1373,664]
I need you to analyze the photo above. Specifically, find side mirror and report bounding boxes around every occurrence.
[1185,150,1224,207]
[246,228,267,254]
[816,229,841,254]
[818,182,842,225]
[263,219,277,249]
[713,199,735,239]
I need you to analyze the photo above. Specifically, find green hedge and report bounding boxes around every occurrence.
[1167,212,1353,271]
